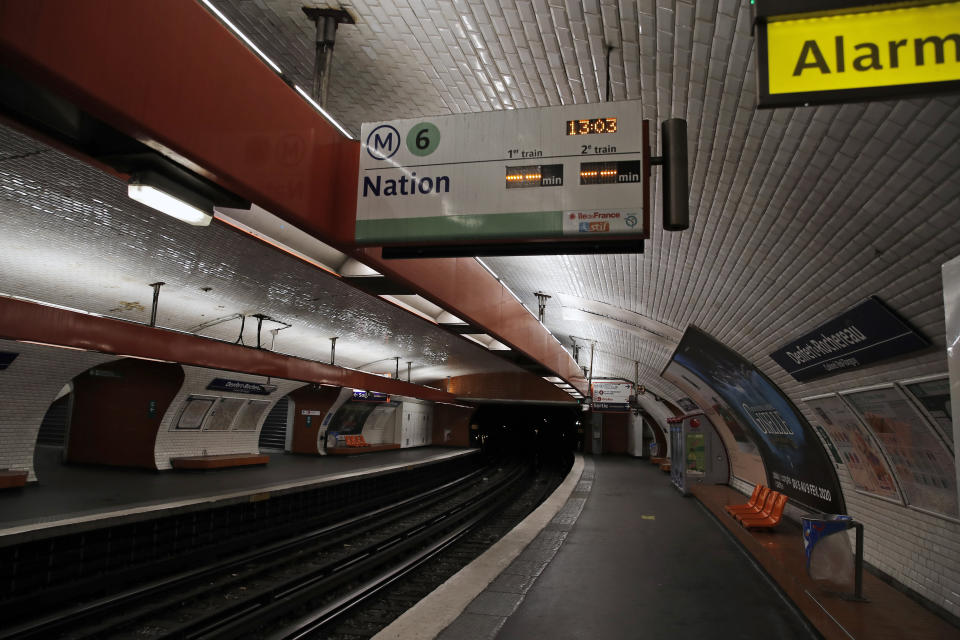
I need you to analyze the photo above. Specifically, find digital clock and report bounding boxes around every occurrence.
[566,117,617,135]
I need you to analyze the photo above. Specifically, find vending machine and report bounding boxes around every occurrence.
[670,412,729,495]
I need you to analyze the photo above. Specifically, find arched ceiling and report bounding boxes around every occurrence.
[1,1,957,405]
[203,0,960,402]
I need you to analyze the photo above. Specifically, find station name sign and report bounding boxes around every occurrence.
[207,378,277,395]
[769,297,929,382]
[754,0,960,108]
[355,101,649,256]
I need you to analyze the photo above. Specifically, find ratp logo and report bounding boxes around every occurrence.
[366,125,400,160]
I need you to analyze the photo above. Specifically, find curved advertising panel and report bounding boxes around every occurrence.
[664,327,844,513]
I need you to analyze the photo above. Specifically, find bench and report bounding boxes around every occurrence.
[170,453,269,470]
[739,492,789,530]
[327,443,401,455]
[725,485,767,516]
[0,470,28,489]
[659,462,671,473]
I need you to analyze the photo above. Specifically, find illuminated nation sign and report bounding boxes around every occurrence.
[355,101,650,256]
[754,1,960,108]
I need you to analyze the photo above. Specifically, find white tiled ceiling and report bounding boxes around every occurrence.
[2,1,958,406]
[203,0,960,403]
[0,124,525,385]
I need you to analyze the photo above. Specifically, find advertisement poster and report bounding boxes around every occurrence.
[944,254,960,502]
[666,327,844,513]
[804,395,902,502]
[901,377,954,449]
[843,387,957,518]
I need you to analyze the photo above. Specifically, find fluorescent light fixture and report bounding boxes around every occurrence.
[436,310,468,325]
[379,295,438,324]
[502,283,523,303]
[19,340,88,351]
[2,293,101,317]
[128,183,212,226]
[295,85,353,139]
[475,257,498,279]
[199,0,283,74]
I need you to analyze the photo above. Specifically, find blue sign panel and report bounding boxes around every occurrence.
[352,389,389,402]
[206,378,276,395]
[769,297,929,382]
[0,352,19,370]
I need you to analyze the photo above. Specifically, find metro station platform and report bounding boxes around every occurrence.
[378,455,960,640]
[0,445,478,545]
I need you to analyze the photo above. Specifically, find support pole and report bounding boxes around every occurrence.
[394,356,400,380]
[330,337,338,365]
[302,8,354,107]
[148,282,164,327]
[407,361,412,383]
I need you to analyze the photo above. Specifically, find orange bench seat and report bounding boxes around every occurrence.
[170,453,269,470]
[0,470,28,489]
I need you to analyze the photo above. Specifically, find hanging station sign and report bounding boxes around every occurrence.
[769,297,929,382]
[591,381,633,411]
[753,1,960,108]
[355,101,649,256]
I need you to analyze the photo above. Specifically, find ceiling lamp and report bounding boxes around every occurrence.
[127,171,213,226]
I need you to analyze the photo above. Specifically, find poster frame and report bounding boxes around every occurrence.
[801,391,906,506]
[839,383,960,524]
[896,374,954,453]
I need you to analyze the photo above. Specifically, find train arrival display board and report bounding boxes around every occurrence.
[356,101,649,253]
[665,327,844,513]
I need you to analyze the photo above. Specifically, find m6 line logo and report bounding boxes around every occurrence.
[363,121,450,199]
[365,122,440,160]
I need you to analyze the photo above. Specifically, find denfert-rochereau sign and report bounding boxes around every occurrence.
[206,378,277,395]
[769,297,929,382]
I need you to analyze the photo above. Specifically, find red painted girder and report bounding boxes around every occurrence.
[0,0,587,395]
[0,297,455,403]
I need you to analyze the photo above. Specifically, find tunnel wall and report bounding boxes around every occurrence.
[666,310,959,618]
[67,359,184,469]
[0,339,115,481]
[288,385,343,454]
[432,404,475,447]
[153,365,305,469]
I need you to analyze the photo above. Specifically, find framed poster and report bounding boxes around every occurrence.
[804,394,903,503]
[900,376,953,449]
[174,395,216,430]
[233,399,271,431]
[842,386,958,519]
[203,397,246,431]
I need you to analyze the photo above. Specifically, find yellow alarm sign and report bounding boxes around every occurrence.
[755,1,960,107]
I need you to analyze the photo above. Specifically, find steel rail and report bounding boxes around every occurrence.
[0,466,489,640]
[168,465,529,640]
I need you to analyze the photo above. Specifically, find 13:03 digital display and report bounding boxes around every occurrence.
[566,117,618,135]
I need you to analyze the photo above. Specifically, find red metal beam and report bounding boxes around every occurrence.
[0,297,455,403]
[0,0,587,395]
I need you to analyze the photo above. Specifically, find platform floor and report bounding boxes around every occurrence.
[393,455,958,640]
[0,445,477,542]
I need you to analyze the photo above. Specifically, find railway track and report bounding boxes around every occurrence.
[1,461,539,639]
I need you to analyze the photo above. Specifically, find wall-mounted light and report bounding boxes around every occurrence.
[128,171,213,226]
